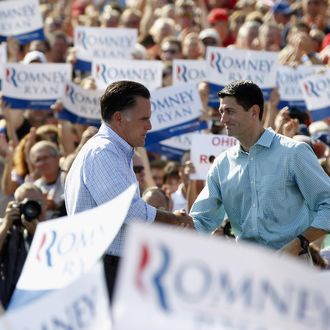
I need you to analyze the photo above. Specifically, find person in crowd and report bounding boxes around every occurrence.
[0,183,45,308]
[301,0,330,33]
[198,28,222,48]
[29,141,65,219]
[47,31,69,63]
[190,80,330,259]
[150,159,167,188]
[232,20,261,49]
[208,8,235,47]
[271,0,294,26]
[159,36,183,62]
[65,81,194,300]
[148,17,177,59]
[257,23,282,51]
[182,32,205,59]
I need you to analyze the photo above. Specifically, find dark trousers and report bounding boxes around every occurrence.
[103,254,121,302]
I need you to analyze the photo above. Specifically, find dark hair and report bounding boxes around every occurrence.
[100,80,150,122]
[287,106,310,125]
[218,80,264,120]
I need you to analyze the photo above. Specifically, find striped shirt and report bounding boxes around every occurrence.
[190,128,330,249]
[65,123,156,256]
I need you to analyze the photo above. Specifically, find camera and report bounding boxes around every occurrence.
[18,199,42,222]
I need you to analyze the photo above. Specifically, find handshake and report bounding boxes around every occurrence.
[173,209,195,229]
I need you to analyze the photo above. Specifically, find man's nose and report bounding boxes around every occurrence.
[220,112,228,124]
[146,119,152,130]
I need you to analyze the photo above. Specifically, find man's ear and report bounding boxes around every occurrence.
[112,111,123,124]
[251,104,260,119]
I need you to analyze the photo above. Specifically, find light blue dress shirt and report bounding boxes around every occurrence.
[65,123,156,256]
[190,128,330,249]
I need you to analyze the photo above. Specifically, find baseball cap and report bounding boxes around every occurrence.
[272,1,294,15]
[198,28,220,42]
[208,8,229,24]
[23,50,47,64]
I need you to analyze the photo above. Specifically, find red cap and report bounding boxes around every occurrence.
[208,8,229,24]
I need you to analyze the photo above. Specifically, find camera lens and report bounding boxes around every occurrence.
[19,200,42,222]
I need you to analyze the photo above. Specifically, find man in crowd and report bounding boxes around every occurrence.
[190,80,330,257]
[29,141,65,219]
[0,183,45,308]
[65,80,194,299]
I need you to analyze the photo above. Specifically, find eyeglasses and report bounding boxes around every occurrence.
[133,165,144,174]
[161,48,179,54]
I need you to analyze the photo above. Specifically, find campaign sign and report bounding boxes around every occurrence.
[16,185,135,293]
[1,262,112,330]
[75,26,137,71]
[59,81,102,126]
[206,47,278,107]
[0,42,7,90]
[113,223,330,330]
[2,63,72,109]
[277,65,323,110]
[92,59,163,91]
[172,60,207,86]
[147,133,194,161]
[0,0,44,44]
[299,70,330,120]
[190,133,238,180]
[145,84,204,145]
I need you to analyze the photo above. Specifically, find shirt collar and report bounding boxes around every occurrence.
[98,122,135,159]
[231,127,276,158]
[256,127,276,148]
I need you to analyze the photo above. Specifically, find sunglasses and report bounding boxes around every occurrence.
[133,165,144,174]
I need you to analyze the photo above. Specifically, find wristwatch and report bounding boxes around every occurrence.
[297,234,310,255]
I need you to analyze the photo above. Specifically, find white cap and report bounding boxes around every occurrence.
[23,50,47,64]
[198,28,220,42]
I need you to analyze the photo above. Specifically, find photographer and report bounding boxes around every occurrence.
[0,183,45,308]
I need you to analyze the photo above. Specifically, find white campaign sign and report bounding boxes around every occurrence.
[206,47,278,88]
[150,83,202,129]
[160,132,194,151]
[1,262,112,330]
[172,59,207,86]
[0,0,44,43]
[190,133,238,180]
[145,84,203,145]
[0,42,7,65]
[75,26,137,64]
[0,42,7,89]
[277,65,323,107]
[61,81,103,121]
[92,59,163,91]
[16,185,136,291]
[2,63,72,108]
[113,223,330,330]
[299,70,330,120]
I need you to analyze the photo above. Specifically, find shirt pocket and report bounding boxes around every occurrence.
[257,174,287,207]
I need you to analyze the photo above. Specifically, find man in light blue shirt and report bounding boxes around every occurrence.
[190,80,330,256]
[65,80,194,299]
